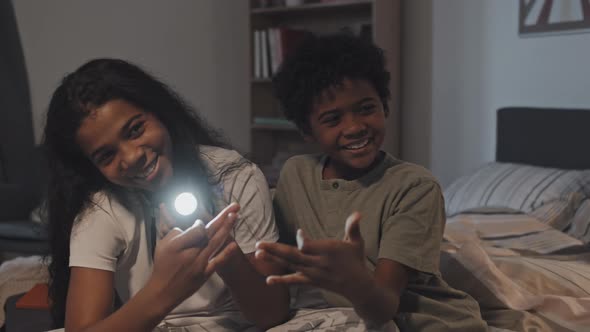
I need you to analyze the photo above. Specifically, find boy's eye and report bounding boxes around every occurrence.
[128,122,145,138]
[321,114,340,126]
[359,104,377,114]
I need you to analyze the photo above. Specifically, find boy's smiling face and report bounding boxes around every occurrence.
[306,79,386,180]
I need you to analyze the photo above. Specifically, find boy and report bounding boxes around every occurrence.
[255,34,487,331]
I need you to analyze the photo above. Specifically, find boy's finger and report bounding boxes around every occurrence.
[255,249,291,270]
[255,241,322,267]
[296,229,307,250]
[266,272,312,286]
[343,212,363,244]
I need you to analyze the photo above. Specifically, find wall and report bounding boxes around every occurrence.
[12,0,250,153]
[402,0,590,187]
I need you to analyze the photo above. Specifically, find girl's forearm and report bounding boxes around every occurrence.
[70,280,171,332]
[217,249,290,330]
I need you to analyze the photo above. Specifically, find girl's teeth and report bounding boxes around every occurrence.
[136,159,157,179]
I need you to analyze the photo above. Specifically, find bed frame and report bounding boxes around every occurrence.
[496,107,590,169]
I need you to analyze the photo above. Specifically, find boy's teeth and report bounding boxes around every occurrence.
[344,139,369,150]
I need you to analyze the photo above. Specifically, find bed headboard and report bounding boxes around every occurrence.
[496,107,590,169]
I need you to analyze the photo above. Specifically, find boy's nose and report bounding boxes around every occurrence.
[342,114,367,138]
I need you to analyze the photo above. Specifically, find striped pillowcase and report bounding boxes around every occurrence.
[567,199,590,243]
[444,162,590,217]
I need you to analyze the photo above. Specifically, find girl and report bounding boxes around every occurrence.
[43,58,289,331]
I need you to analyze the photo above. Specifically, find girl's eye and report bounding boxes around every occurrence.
[96,151,114,165]
[128,122,145,138]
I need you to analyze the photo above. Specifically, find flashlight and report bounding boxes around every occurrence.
[174,192,198,216]
[157,173,207,229]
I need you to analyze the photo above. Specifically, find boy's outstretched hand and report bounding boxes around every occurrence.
[255,212,375,304]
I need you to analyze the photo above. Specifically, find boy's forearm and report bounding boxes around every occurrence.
[217,249,290,329]
[347,279,400,327]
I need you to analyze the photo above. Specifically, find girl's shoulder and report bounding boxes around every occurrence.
[198,145,245,169]
[75,190,142,224]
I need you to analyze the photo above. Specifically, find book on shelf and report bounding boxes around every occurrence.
[254,30,262,78]
[261,29,270,78]
[253,117,297,128]
[253,27,311,79]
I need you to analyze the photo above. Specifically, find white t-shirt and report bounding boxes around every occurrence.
[69,146,278,326]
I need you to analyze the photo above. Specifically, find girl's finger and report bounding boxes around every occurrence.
[174,219,208,250]
[205,241,239,275]
[200,212,238,259]
[162,227,183,242]
[159,203,175,225]
[205,203,240,235]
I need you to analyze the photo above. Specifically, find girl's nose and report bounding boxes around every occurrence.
[119,143,146,171]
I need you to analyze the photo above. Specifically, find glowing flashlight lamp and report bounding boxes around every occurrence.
[174,192,198,217]
[158,173,206,229]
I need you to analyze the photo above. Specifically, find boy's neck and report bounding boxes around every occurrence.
[322,151,385,181]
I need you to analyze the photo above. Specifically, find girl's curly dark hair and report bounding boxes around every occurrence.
[272,33,391,134]
[43,58,232,328]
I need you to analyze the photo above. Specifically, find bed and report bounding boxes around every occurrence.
[439,107,590,332]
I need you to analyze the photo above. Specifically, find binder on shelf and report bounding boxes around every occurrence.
[254,30,262,78]
[261,29,270,78]
[253,117,297,129]
[266,27,310,76]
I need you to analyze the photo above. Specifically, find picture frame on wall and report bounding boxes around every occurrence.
[519,0,590,37]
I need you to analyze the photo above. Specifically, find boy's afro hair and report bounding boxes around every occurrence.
[272,33,390,133]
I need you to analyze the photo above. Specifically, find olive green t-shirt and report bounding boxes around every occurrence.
[273,153,487,331]
[274,153,444,275]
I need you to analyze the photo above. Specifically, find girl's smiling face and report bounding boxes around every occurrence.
[306,79,386,180]
[76,99,174,192]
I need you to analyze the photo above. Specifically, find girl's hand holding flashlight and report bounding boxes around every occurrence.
[147,203,241,310]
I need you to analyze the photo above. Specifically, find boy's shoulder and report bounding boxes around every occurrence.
[281,154,322,175]
[383,155,441,189]
[284,153,321,167]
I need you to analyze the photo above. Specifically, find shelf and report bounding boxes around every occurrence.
[251,78,272,83]
[251,0,372,15]
[252,123,298,131]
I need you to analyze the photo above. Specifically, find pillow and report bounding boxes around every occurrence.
[566,198,590,243]
[528,192,584,230]
[444,162,590,216]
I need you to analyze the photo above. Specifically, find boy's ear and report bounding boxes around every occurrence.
[302,132,315,143]
[382,101,390,118]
